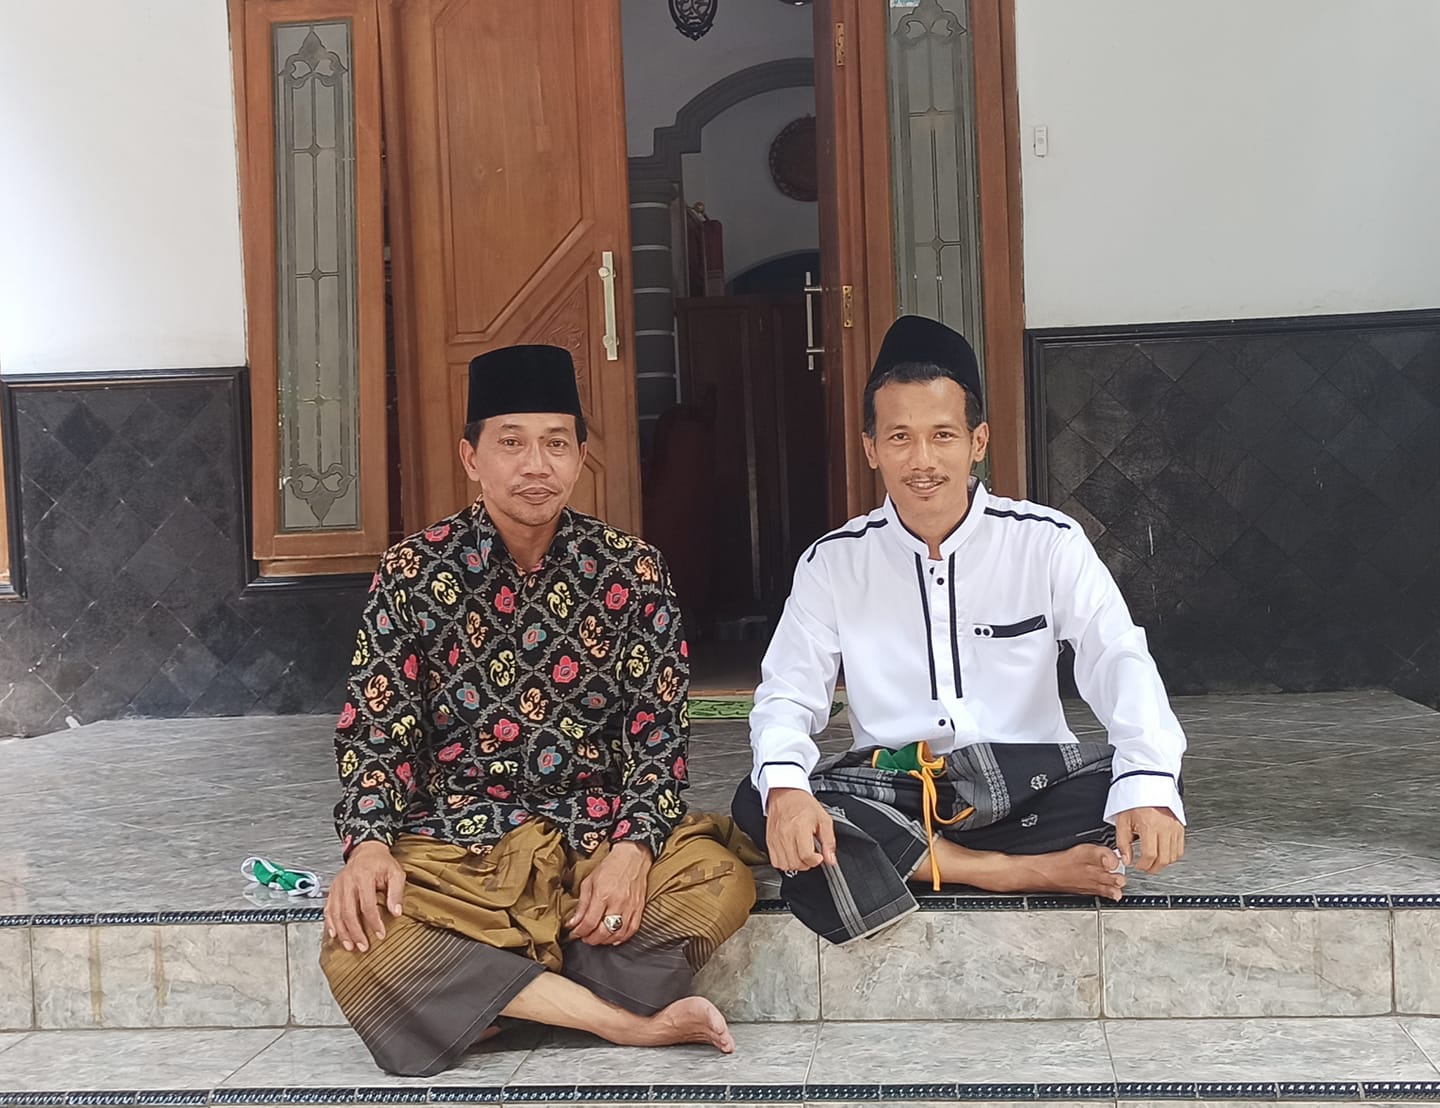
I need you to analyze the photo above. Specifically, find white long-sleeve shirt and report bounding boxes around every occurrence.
[749,481,1187,825]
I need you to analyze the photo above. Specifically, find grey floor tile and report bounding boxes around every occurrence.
[810,1020,1114,1083]
[1402,1017,1440,1070]
[0,1028,282,1089]
[0,1032,30,1055]
[1125,826,1399,894]
[1254,854,1440,894]
[222,1025,541,1087]
[509,1022,818,1087]
[1105,1017,1440,1081]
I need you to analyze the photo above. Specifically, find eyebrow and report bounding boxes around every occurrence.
[497,423,573,435]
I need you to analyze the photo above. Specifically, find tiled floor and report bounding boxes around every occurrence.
[0,690,1437,915]
[1,1017,1440,1092]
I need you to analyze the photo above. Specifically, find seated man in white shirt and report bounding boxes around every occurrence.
[731,315,1187,944]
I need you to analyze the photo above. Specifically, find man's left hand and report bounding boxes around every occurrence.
[1114,807,1185,875]
[568,841,653,946]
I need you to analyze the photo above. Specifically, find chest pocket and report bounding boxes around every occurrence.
[972,614,1048,639]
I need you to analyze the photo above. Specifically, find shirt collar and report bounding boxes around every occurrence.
[881,478,990,560]
[469,499,576,573]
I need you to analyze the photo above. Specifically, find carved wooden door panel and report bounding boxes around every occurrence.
[381,0,640,532]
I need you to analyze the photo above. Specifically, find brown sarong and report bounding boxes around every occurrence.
[321,814,760,1076]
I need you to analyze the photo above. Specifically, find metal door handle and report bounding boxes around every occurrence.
[804,270,823,372]
[598,251,619,361]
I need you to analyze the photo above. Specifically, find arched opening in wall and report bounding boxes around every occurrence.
[622,10,826,690]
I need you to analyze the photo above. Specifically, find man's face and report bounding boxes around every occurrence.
[862,377,989,532]
[457,413,587,530]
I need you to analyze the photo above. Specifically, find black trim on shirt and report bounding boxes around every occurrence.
[984,507,1071,529]
[947,552,963,696]
[806,517,889,562]
[983,614,1049,638]
[1111,769,1177,784]
[913,554,939,700]
[760,760,810,773]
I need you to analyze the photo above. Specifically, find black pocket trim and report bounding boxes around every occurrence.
[974,614,1048,639]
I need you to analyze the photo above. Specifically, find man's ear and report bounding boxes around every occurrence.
[971,421,990,462]
[458,436,481,483]
[861,434,879,470]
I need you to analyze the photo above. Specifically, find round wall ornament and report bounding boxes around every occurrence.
[768,115,817,202]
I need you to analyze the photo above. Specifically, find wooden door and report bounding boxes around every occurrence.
[813,0,899,525]
[381,0,641,533]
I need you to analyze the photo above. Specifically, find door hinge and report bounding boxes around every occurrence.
[834,21,846,67]
[841,285,854,328]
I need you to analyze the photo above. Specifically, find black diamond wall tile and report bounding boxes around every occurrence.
[1253,346,1320,405]
[1288,377,1353,442]
[1048,427,1106,498]
[1143,386,1212,450]
[1074,462,1145,525]
[1102,349,1173,415]
[54,403,113,465]
[194,604,259,664]
[1034,315,1440,707]
[1323,342,1392,404]
[1109,423,1172,489]
[1145,339,1207,380]
[1070,388,1139,455]
[1177,348,1247,411]
[0,374,365,736]
[1361,372,1433,440]
[129,673,192,718]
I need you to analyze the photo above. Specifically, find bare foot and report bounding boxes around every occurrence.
[1027,844,1127,900]
[648,996,735,1052]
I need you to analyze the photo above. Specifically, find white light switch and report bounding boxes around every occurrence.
[1033,125,1049,157]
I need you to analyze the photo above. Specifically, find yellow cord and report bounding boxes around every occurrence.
[874,742,976,890]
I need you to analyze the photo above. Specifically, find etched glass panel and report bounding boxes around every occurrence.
[273,21,360,531]
[887,0,986,387]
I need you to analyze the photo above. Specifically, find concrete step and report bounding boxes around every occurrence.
[3,898,1438,1032]
[2,1018,1440,1105]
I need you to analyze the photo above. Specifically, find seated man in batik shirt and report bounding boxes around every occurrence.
[733,316,1187,945]
[323,344,756,1075]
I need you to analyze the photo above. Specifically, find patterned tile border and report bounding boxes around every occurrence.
[8,893,1440,927]
[6,1081,1440,1103]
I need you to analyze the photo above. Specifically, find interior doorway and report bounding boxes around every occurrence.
[620,4,829,691]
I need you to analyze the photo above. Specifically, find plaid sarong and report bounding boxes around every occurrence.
[733,742,1113,944]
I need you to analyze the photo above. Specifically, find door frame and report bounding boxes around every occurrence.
[820,0,1026,522]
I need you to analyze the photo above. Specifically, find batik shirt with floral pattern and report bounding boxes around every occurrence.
[334,502,690,860]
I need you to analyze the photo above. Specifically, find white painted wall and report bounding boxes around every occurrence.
[622,0,814,156]
[681,87,820,281]
[1015,0,1440,327]
[0,0,246,374]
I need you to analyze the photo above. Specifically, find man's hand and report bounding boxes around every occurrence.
[568,841,652,946]
[765,788,837,873]
[1114,807,1185,874]
[325,841,407,953]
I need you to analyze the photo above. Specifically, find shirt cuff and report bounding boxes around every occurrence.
[339,825,395,861]
[1104,773,1186,825]
[757,762,814,812]
[612,809,672,858]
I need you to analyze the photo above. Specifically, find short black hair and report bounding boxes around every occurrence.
[463,414,589,447]
[863,361,984,437]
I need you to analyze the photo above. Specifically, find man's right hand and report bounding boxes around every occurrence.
[764,788,838,873]
[324,841,407,954]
